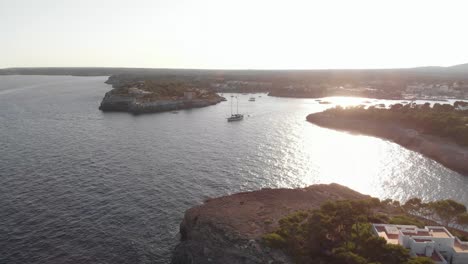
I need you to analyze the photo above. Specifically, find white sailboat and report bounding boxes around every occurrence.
[227,95,243,122]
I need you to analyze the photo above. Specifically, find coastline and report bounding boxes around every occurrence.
[99,76,225,114]
[307,112,468,176]
[268,90,403,100]
[99,91,224,114]
[171,183,369,264]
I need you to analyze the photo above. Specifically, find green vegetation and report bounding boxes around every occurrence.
[113,80,220,101]
[263,199,434,264]
[325,102,468,146]
[406,257,436,264]
[401,197,467,228]
[142,80,189,97]
[389,215,425,228]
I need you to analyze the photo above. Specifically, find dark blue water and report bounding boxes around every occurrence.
[1,76,467,263]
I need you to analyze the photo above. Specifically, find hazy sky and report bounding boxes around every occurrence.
[1,0,468,69]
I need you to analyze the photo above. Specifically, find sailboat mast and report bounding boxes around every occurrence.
[236,96,239,114]
[230,96,233,116]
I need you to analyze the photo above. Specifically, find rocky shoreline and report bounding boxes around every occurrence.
[99,77,225,114]
[171,183,369,264]
[99,91,224,114]
[307,112,468,176]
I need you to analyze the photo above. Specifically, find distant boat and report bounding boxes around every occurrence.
[227,96,244,122]
[319,101,332,104]
[249,97,256,102]
[227,113,244,122]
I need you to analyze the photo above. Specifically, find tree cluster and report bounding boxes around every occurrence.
[401,198,468,230]
[326,102,468,146]
[263,199,434,264]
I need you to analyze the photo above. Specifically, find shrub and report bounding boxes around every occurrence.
[389,215,425,228]
[262,233,286,248]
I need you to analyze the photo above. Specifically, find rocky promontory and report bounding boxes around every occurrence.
[99,79,225,114]
[171,183,369,264]
[307,111,468,176]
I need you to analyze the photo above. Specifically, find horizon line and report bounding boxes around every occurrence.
[1,63,465,72]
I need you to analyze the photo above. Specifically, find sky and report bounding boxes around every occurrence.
[1,0,468,69]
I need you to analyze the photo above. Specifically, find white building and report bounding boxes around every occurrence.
[372,224,468,264]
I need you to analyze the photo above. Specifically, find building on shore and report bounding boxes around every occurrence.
[372,224,468,264]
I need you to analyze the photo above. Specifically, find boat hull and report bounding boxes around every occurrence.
[227,114,244,122]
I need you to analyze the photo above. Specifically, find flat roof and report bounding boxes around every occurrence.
[374,224,468,255]
[402,230,431,237]
[375,225,399,244]
[427,227,452,238]
[454,240,468,253]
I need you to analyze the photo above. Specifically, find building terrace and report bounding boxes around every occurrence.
[372,224,468,264]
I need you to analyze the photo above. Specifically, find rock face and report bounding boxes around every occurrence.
[99,76,225,114]
[99,91,224,114]
[171,184,369,264]
[307,112,468,176]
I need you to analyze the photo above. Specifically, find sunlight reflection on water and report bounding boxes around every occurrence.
[259,95,468,204]
[1,77,467,264]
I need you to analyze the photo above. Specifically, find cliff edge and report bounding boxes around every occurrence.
[171,183,369,264]
[99,79,225,114]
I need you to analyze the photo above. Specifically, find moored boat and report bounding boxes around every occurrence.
[227,96,244,122]
[227,113,244,122]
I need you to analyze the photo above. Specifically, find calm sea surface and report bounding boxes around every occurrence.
[1,75,467,263]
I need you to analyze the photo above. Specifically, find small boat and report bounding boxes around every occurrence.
[227,113,244,122]
[227,96,244,122]
[249,97,256,102]
[319,101,332,104]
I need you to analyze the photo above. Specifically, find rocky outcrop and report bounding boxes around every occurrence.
[99,75,226,114]
[99,91,224,114]
[171,183,370,264]
[307,112,468,176]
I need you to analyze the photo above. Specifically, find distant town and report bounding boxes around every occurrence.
[4,66,467,100]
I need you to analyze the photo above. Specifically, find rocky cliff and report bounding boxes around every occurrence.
[171,183,369,264]
[99,78,225,114]
[99,91,224,114]
[307,112,468,176]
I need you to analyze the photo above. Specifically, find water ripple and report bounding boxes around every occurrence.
[0,76,467,263]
